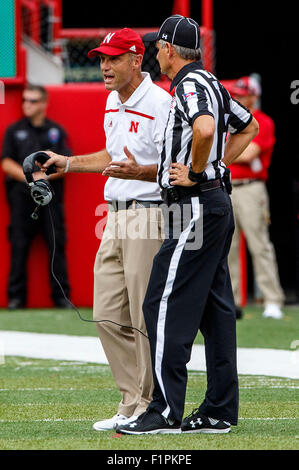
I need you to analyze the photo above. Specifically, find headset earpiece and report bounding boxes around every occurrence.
[30,179,54,206]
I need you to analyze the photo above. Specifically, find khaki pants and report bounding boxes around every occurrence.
[228,181,284,307]
[93,205,164,417]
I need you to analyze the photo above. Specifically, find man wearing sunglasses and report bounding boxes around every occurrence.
[1,83,71,310]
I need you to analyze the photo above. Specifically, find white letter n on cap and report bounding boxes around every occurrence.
[103,32,115,44]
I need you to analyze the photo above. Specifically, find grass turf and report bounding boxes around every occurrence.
[0,357,298,451]
[0,305,298,349]
[0,306,298,450]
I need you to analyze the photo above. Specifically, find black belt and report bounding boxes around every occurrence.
[232,179,261,187]
[108,200,163,211]
[161,179,223,205]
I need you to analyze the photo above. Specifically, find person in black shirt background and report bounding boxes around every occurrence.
[1,84,71,310]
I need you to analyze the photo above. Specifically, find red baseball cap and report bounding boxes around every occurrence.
[88,28,145,58]
[229,76,261,97]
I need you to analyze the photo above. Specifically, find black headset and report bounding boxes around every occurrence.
[23,151,57,219]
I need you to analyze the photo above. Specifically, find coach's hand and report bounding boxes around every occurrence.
[38,151,67,175]
[169,163,196,187]
[102,146,142,180]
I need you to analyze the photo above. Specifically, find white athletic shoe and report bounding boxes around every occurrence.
[93,413,137,431]
[262,303,284,319]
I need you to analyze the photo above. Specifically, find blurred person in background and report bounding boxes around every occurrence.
[227,76,285,319]
[1,83,71,310]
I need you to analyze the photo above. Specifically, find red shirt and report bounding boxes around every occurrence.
[229,109,276,181]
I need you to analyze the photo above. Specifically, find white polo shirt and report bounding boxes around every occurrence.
[103,72,171,201]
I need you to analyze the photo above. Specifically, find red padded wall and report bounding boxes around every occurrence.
[0,85,23,307]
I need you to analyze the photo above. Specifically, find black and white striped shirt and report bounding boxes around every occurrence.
[158,61,253,189]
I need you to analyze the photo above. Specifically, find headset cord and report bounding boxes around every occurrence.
[48,205,149,339]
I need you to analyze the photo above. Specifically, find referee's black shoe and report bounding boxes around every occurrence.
[116,408,181,435]
[181,409,231,434]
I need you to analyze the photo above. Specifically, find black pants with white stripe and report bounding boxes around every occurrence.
[143,188,238,425]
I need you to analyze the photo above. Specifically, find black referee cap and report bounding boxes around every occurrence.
[143,15,200,50]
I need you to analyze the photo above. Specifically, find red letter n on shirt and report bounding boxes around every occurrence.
[129,121,140,133]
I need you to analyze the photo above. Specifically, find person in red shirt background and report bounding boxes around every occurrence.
[227,76,285,319]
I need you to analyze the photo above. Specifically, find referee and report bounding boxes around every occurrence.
[117,15,259,435]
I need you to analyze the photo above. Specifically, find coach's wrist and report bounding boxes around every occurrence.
[136,164,157,182]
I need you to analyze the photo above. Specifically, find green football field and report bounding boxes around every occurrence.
[0,305,298,451]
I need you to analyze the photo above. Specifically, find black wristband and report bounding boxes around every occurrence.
[188,166,205,183]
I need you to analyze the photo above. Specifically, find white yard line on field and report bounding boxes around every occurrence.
[0,330,298,379]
